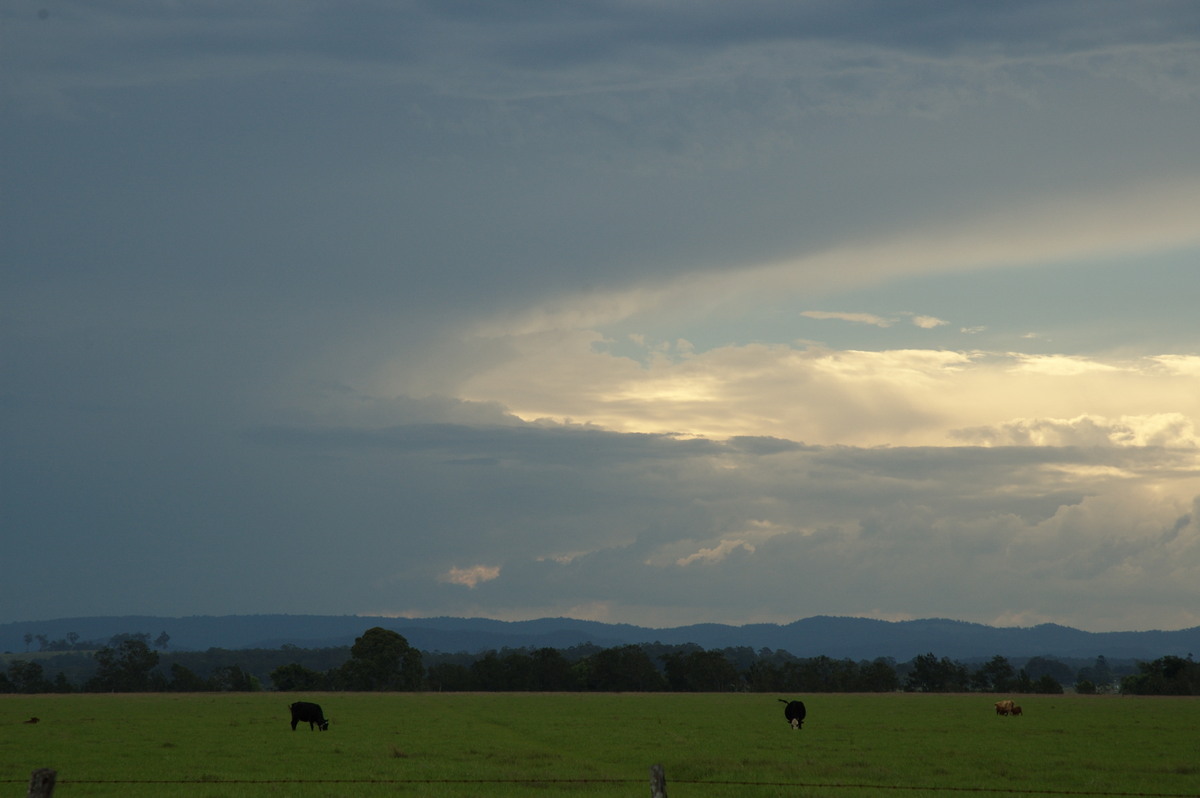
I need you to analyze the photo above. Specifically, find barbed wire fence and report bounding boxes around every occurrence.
[11,767,1200,798]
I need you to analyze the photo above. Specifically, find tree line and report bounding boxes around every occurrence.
[3,626,1194,695]
[17,630,171,653]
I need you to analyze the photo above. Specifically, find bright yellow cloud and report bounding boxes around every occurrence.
[457,336,1200,447]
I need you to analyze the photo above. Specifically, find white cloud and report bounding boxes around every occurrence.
[440,565,501,588]
[911,315,949,329]
[801,310,892,327]
[675,539,756,566]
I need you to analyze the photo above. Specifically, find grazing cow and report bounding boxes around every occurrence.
[778,699,807,730]
[289,701,329,731]
[24,717,39,724]
[1011,705,1023,716]
[994,699,1014,716]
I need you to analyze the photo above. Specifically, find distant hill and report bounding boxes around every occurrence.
[2,614,1197,662]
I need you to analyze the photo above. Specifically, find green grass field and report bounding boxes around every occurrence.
[2,692,1198,797]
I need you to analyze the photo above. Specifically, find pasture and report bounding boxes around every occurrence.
[2,692,1197,797]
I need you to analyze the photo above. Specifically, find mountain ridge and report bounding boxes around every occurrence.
[2,614,1196,661]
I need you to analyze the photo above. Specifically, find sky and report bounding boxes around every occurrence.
[4,1,1200,633]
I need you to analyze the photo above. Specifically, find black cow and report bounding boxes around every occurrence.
[778,698,806,729]
[289,701,329,731]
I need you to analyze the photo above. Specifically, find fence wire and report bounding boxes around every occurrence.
[4,777,1198,797]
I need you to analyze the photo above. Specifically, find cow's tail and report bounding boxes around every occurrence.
[778,698,789,704]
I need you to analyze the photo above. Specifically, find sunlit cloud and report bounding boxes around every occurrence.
[952,413,1200,448]
[440,565,501,588]
[454,334,1200,447]
[1153,355,1200,376]
[801,310,892,327]
[1011,355,1123,376]
[676,539,756,566]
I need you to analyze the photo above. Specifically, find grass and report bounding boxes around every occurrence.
[2,692,1198,797]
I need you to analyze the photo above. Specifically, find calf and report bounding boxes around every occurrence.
[778,698,807,729]
[289,701,329,731]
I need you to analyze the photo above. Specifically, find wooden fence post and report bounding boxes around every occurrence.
[27,768,56,798]
[649,763,667,798]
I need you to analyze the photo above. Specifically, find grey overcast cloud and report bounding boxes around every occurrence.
[4,1,1200,632]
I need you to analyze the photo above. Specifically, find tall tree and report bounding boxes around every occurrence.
[335,627,423,690]
[583,645,665,691]
[168,664,210,692]
[662,650,741,691]
[88,639,161,692]
[904,652,968,692]
[270,663,327,692]
[7,660,51,693]
[970,655,1014,692]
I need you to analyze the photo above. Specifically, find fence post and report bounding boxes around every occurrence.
[27,768,56,798]
[649,763,667,798]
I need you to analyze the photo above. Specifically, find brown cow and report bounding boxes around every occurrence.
[1011,705,1023,716]
[994,699,1014,715]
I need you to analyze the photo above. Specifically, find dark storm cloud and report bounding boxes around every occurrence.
[4,1,1200,630]
[396,0,1200,71]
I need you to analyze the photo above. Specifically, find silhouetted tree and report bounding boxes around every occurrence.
[662,650,741,691]
[861,658,901,692]
[168,664,210,692]
[1121,655,1200,695]
[971,655,1014,692]
[108,632,152,648]
[426,662,473,691]
[529,647,579,690]
[210,664,258,691]
[270,663,328,691]
[87,639,161,692]
[1033,673,1063,694]
[582,645,665,691]
[1076,656,1115,693]
[331,627,423,690]
[1024,656,1073,686]
[7,660,51,693]
[904,652,969,692]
